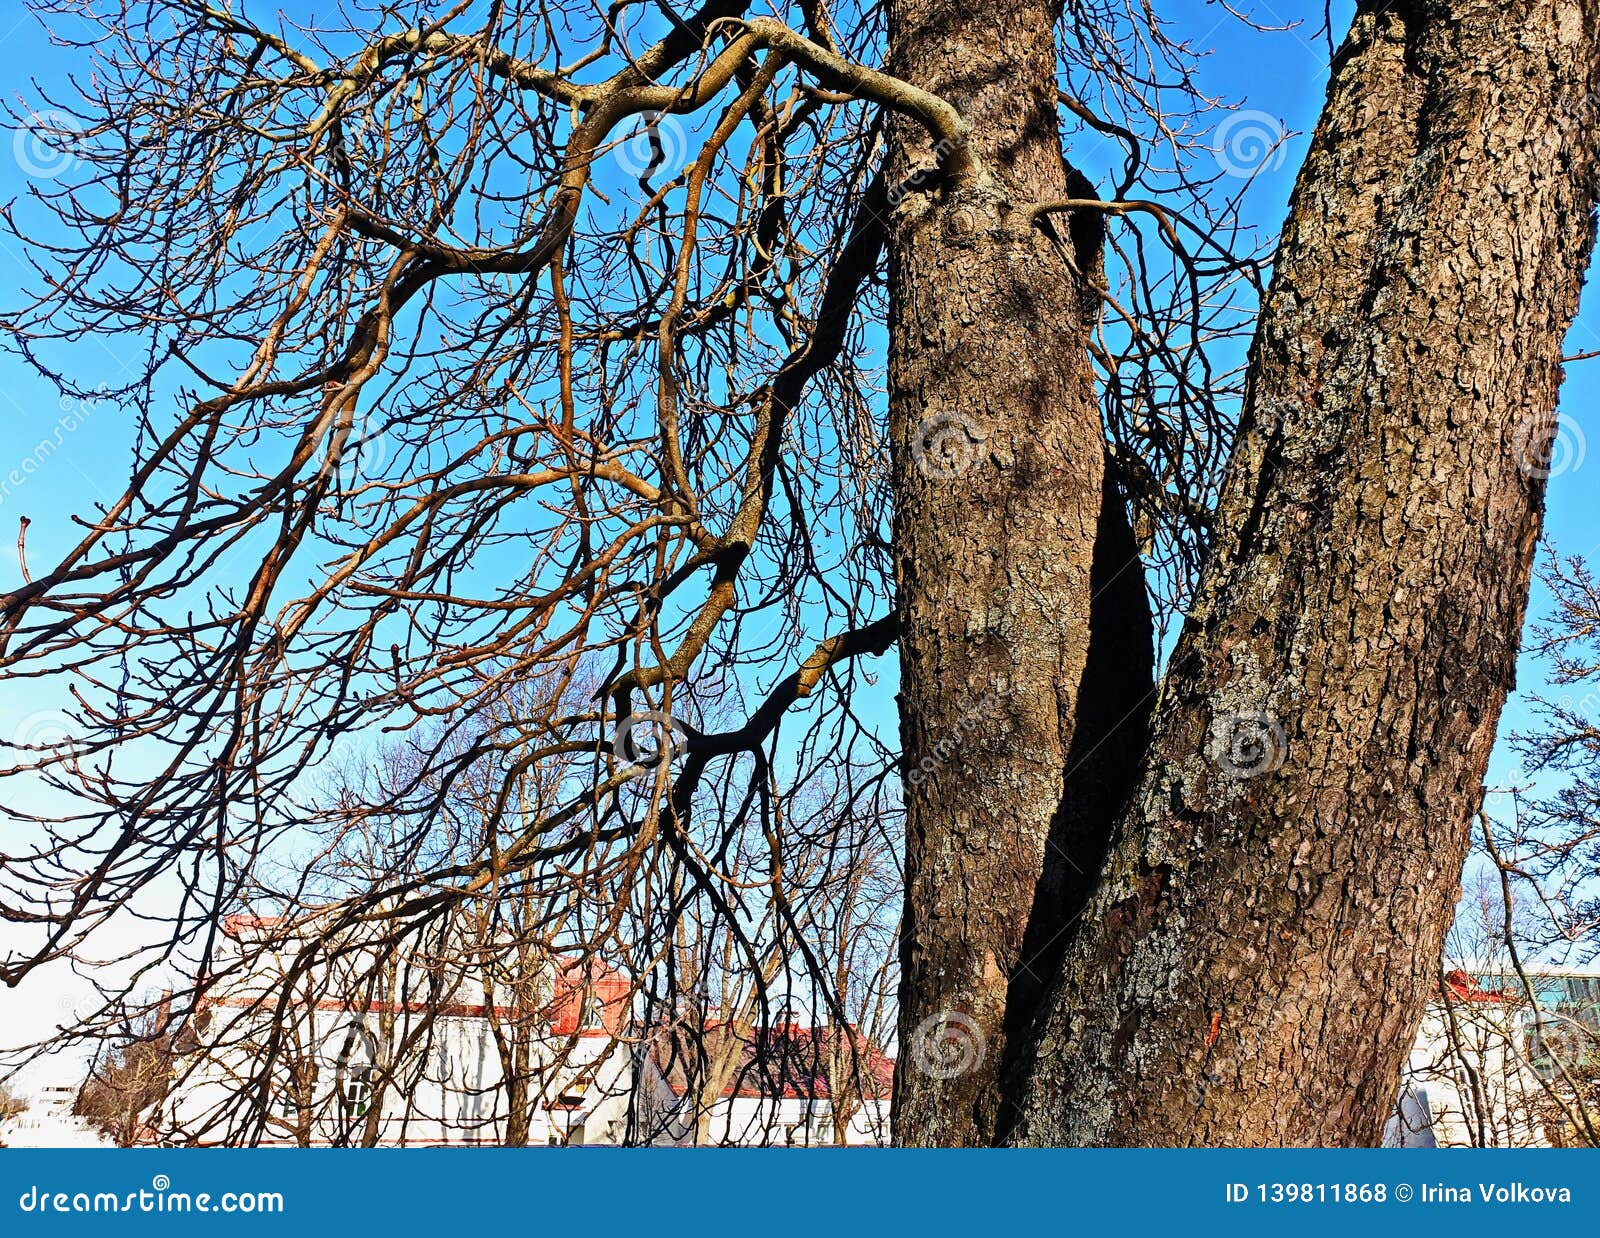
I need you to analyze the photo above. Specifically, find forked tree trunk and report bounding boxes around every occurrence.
[885,0,1152,1146]
[1010,0,1600,1145]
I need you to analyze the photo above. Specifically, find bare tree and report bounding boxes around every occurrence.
[1508,550,1600,950]
[628,772,895,1145]
[1396,869,1595,1147]
[1,0,1596,1148]
[0,1082,26,1148]
[1417,555,1600,1146]
[75,1001,175,1147]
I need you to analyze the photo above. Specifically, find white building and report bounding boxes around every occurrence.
[643,1022,892,1146]
[159,916,892,1147]
[1387,964,1599,1148]
[161,915,647,1146]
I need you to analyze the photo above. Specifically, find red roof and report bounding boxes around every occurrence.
[201,940,633,1038]
[1442,970,1511,1004]
[221,913,284,936]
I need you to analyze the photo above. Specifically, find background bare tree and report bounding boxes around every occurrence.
[1507,550,1600,952]
[73,1000,175,1147]
[0,1082,26,1122]
[1412,549,1600,1148]
[1398,868,1598,1147]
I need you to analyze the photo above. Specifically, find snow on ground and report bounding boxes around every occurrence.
[1,1112,113,1148]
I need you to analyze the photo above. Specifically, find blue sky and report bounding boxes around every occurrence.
[2,0,1598,1080]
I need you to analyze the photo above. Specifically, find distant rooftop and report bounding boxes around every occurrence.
[1446,958,1600,979]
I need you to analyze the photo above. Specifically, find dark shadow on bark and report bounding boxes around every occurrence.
[995,458,1154,1141]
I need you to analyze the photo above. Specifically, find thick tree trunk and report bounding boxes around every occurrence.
[1012,0,1600,1145]
[884,0,1150,1146]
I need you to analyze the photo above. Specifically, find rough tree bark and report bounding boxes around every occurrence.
[885,0,1151,1146]
[1009,0,1600,1145]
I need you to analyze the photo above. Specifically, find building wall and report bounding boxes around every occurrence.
[1390,967,1599,1148]
[162,926,644,1147]
[161,928,890,1147]
[698,1095,889,1147]
[166,1004,638,1146]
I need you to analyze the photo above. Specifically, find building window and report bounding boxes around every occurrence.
[342,1069,374,1119]
[327,1023,380,1121]
[559,1078,589,1106]
[581,995,605,1031]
